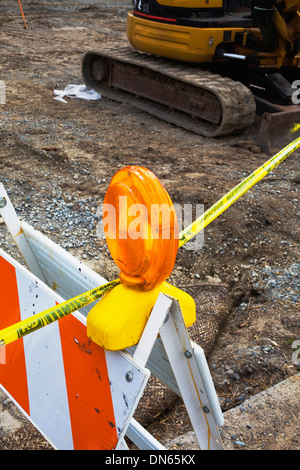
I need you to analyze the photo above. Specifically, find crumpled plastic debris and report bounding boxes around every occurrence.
[53,84,101,103]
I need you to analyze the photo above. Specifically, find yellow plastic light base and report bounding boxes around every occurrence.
[86,282,196,351]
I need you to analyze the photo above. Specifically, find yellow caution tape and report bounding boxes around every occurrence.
[290,123,300,134]
[0,279,120,347]
[1,137,299,346]
[179,136,300,247]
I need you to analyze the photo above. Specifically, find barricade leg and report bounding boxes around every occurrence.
[159,299,223,450]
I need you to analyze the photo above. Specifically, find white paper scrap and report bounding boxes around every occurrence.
[54,84,101,103]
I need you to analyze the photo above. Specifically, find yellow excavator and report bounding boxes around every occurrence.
[82,0,300,152]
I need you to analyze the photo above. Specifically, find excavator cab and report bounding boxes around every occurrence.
[127,0,300,149]
[127,0,300,68]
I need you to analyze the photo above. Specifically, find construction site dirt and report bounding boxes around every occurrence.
[0,0,299,450]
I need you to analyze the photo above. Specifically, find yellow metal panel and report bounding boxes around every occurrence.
[127,12,243,62]
[87,282,196,351]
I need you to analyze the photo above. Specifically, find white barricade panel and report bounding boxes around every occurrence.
[0,249,149,450]
[21,221,108,317]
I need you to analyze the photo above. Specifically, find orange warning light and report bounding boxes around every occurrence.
[103,166,179,290]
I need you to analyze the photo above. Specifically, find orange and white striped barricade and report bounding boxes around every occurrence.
[0,184,224,450]
[0,248,151,450]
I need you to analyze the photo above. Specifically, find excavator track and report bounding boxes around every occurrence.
[82,46,256,138]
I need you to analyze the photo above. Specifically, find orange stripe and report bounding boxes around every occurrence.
[0,256,30,414]
[58,313,118,450]
[18,0,28,29]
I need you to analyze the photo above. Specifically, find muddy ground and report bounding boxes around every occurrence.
[0,0,299,450]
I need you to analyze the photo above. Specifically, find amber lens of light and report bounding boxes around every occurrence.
[103,166,179,290]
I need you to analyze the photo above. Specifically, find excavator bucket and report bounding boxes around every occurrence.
[258,108,300,155]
